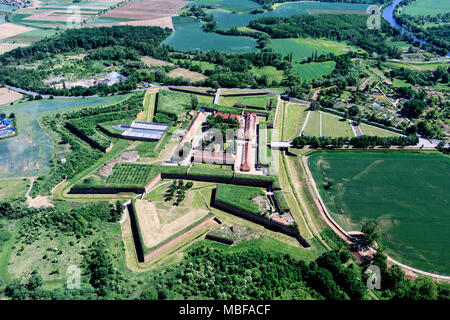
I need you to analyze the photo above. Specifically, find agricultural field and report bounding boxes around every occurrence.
[156,89,194,115]
[106,163,157,186]
[162,16,258,53]
[9,1,122,29]
[96,0,186,29]
[402,0,450,16]
[308,151,450,275]
[0,87,23,105]
[212,1,369,29]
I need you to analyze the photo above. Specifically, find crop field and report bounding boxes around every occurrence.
[402,0,450,16]
[106,163,157,185]
[308,151,450,275]
[9,1,121,29]
[384,60,447,71]
[250,66,284,85]
[212,2,369,29]
[0,23,34,40]
[0,95,130,179]
[162,16,258,53]
[0,88,23,105]
[99,0,186,29]
[174,59,217,73]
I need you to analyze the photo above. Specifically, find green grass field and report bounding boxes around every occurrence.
[156,89,192,115]
[251,66,284,85]
[283,103,309,140]
[294,61,336,81]
[308,151,450,275]
[303,110,321,137]
[402,0,450,16]
[215,184,266,215]
[272,38,357,62]
[218,94,276,109]
[321,113,354,138]
[359,124,401,137]
[0,178,30,201]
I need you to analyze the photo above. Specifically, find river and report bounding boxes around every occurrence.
[382,0,449,56]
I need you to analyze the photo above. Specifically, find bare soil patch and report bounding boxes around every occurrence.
[99,151,140,177]
[28,195,54,208]
[102,0,187,29]
[167,68,207,82]
[0,87,23,105]
[0,23,34,40]
[141,56,173,67]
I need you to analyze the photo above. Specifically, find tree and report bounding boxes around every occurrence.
[361,219,381,247]
[191,95,199,110]
[402,99,427,119]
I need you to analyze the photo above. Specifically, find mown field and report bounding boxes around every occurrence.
[402,0,450,16]
[308,151,450,275]
[272,38,357,62]
[293,61,336,82]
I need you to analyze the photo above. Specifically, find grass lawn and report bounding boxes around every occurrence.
[0,178,30,201]
[272,38,357,61]
[359,123,401,137]
[402,0,450,16]
[251,66,284,85]
[392,78,413,88]
[294,61,336,81]
[321,113,354,138]
[302,110,321,137]
[218,94,277,109]
[283,103,309,140]
[308,151,450,275]
[156,89,192,115]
